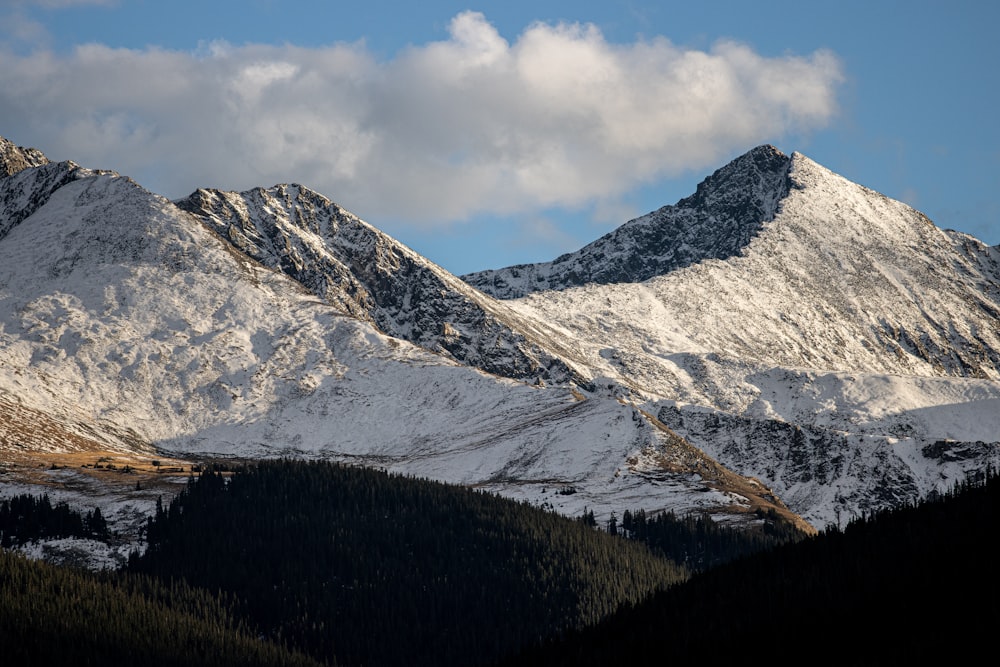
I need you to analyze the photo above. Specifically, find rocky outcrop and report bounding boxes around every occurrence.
[0,136,49,177]
[656,403,1000,528]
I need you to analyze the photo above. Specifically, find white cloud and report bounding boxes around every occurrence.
[0,11,843,228]
[0,10,48,46]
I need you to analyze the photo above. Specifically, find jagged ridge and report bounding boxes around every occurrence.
[463,145,792,298]
[176,185,584,384]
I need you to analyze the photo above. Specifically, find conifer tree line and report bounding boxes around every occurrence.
[599,505,806,571]
[0,492,108,547]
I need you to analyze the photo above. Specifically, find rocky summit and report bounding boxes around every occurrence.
[462,145,793,298]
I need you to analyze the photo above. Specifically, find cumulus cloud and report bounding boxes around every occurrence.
[0,11,843,227]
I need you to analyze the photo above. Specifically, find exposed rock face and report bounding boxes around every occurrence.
[654,402,1000,529]
[463,145,792,298]
[176,185,583,384]
[0,136,49,177]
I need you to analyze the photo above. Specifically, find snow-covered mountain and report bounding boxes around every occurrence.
[0,136,799,556]
[474,146,1000,527]
[2,134,998,550]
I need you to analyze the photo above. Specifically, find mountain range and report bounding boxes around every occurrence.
[2,134,998,550]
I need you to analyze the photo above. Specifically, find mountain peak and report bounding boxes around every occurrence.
[0,136,50,177]
[677,144,790,217]
[463,144,794,298]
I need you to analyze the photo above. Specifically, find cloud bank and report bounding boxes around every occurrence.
[0,11,843,226]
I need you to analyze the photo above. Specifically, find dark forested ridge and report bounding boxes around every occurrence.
[128,460,689,667]
[0,548,324,667]
[505,470,1000,666]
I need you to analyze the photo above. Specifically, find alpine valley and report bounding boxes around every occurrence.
[2,135,999,562]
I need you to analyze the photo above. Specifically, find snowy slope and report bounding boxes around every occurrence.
[0,137,792,550]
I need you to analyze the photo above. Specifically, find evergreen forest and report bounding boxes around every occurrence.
[128,460,690,666]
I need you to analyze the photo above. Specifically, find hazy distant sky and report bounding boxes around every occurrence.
[1,0,996,274]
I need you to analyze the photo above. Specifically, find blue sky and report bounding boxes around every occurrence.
[1,1,996,275]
